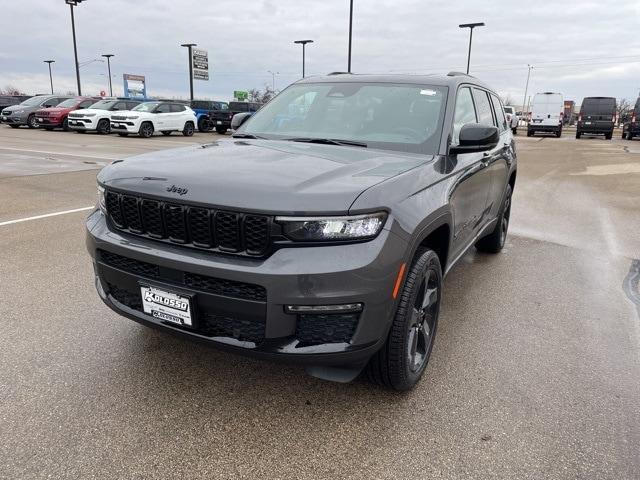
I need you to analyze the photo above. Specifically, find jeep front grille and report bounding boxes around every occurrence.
[104,190,273,257]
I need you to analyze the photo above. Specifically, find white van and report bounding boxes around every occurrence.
[527,92,564,137]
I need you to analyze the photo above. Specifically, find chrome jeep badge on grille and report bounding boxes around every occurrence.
[166,185,188,195]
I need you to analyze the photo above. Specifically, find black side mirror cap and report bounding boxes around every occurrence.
[450,123,499,155]
[231,112,253,130]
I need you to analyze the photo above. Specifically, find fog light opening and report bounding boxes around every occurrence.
[285,303,363,314]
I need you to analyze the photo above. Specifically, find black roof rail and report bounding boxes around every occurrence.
[447,71,474,77]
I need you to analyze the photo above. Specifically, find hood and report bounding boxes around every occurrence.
[38,106,73,115]
[98,139,432,214]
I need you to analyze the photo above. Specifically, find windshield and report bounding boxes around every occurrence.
[21,96,50,107]
[242,82,447,154]
[132,102,160,112]
[87,100,116,110]
[504,106,514,114]
[57,98,80,108]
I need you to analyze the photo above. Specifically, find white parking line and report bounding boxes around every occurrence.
[0,147,116,160]
[0,206,94,227]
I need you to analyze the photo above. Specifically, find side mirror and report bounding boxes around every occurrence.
[231,112,253,130]
[450,124,499,155]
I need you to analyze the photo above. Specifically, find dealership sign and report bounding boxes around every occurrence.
[234,90,248,101]
[192,48,209,81]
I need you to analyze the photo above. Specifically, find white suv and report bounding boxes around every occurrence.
[110,101,197,138]
[503,105,519,134]
[68,99,142,134]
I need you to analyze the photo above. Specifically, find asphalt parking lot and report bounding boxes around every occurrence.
[0,127,638,479]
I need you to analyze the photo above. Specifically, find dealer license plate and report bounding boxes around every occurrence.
[140,284,193,326]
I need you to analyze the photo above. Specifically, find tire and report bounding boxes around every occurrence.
[527,129,533,137]
[182,121,195,137]
[138,122,154,138]
[629,131,634,140]
[366,248,442,391]
[556,127,562,138]
[198,117,213,132]
[605,132,612,140]
[97,118,110,134]
[27,114,38,129]
[576,131,581,139]
[512,127,517,135]
[215,126,228,134]
[62,117,69,132]
[161,131,172,136]
[117,132,129,137]
[475,184,512,254]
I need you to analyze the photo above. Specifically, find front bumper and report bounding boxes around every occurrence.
[36,117,63,127]
[1,113,27,125]
[110,121,140,133]
[86,210,407,367]
[68,117,98,131]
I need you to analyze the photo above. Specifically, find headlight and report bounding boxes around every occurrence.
[97,185,106,213]
[126,115,139,120]
[15,109,25,114]
[276,212,387,241]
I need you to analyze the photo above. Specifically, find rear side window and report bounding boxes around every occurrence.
[582,98,616,115]
[473,89,496,127]
[170,104,185,112]
[452,87,477,145]
[490,94,507,132]
[126,102,140,110]
[112,102,127,111]
[43,98,60,107]
[79,100,95,108]
[155,104,171,114]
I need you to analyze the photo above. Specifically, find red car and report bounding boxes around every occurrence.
[35,96,100,131]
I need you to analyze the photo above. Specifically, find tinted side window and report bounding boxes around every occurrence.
[79,100,95,108]
[43,98,59,107]
[126,102,140,110]
[112,102,127,111]
[473,89,496,127]
[155,104,171,113]
[170,104,185,112]
[452,87,477,145]
[490,94,507,132]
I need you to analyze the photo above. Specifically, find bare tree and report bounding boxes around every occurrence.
[0,85,25,95]
[616,98,632,123]
[248,85,277,104]
[501,94,514,106]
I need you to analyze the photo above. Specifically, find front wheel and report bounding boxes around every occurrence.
[138,122,154,138]
[62,118,69,132]
[366,248,442,391]
[605,132,613,140]
[97,118,110,134]
[512,126,517,135]
[476,184,512,253]
[182,121,195,137]
[556,127,562,138]
[27,114,38,129]
[215,126,228,134]
[576,131,581,139]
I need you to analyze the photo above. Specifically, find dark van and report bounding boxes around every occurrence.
[622,97,640,140]
[576,97,616,139]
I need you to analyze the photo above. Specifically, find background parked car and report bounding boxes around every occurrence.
[35,96,100,131]
[190,100,232,133]
[622,97,640,140]
[527,92,564,138]
[110,101,197,138]
[576,97,617,140]
[0,95,31,118]
[1,95,71,128]
[503,105,519,134]
[68,98,143,134]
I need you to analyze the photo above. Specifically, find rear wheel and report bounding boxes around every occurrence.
[62,118,69,131]
[27,114,38,129]
[629,131,634,140]
[139,122,154,138]
[198,117,213,132]
[215,126,228,134]
[366,248,442,391]
[97,118,110,134]
[556,127,562,138]
[512,127,517,135]
[576,131,581,139]
[182,121,195,137]
[605,132,613,140]
[476,184,512,254]
[527,129,533,137]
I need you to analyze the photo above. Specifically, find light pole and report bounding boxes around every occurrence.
[458,22,485,74]
[267,70,279,91]
[180,43,197,101]
[294,40,313,78]
[43,60,55,94]
[348,0,354,72]
[65,0,84,95]
[101,54,114,96]
[522,64,532,117]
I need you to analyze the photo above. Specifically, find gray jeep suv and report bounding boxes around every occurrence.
[87,73,517,390]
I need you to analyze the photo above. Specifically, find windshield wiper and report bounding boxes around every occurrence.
[232,133,266,139]
[286,137,367,148]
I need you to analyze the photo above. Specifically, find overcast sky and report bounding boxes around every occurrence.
[1,0,639,106]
